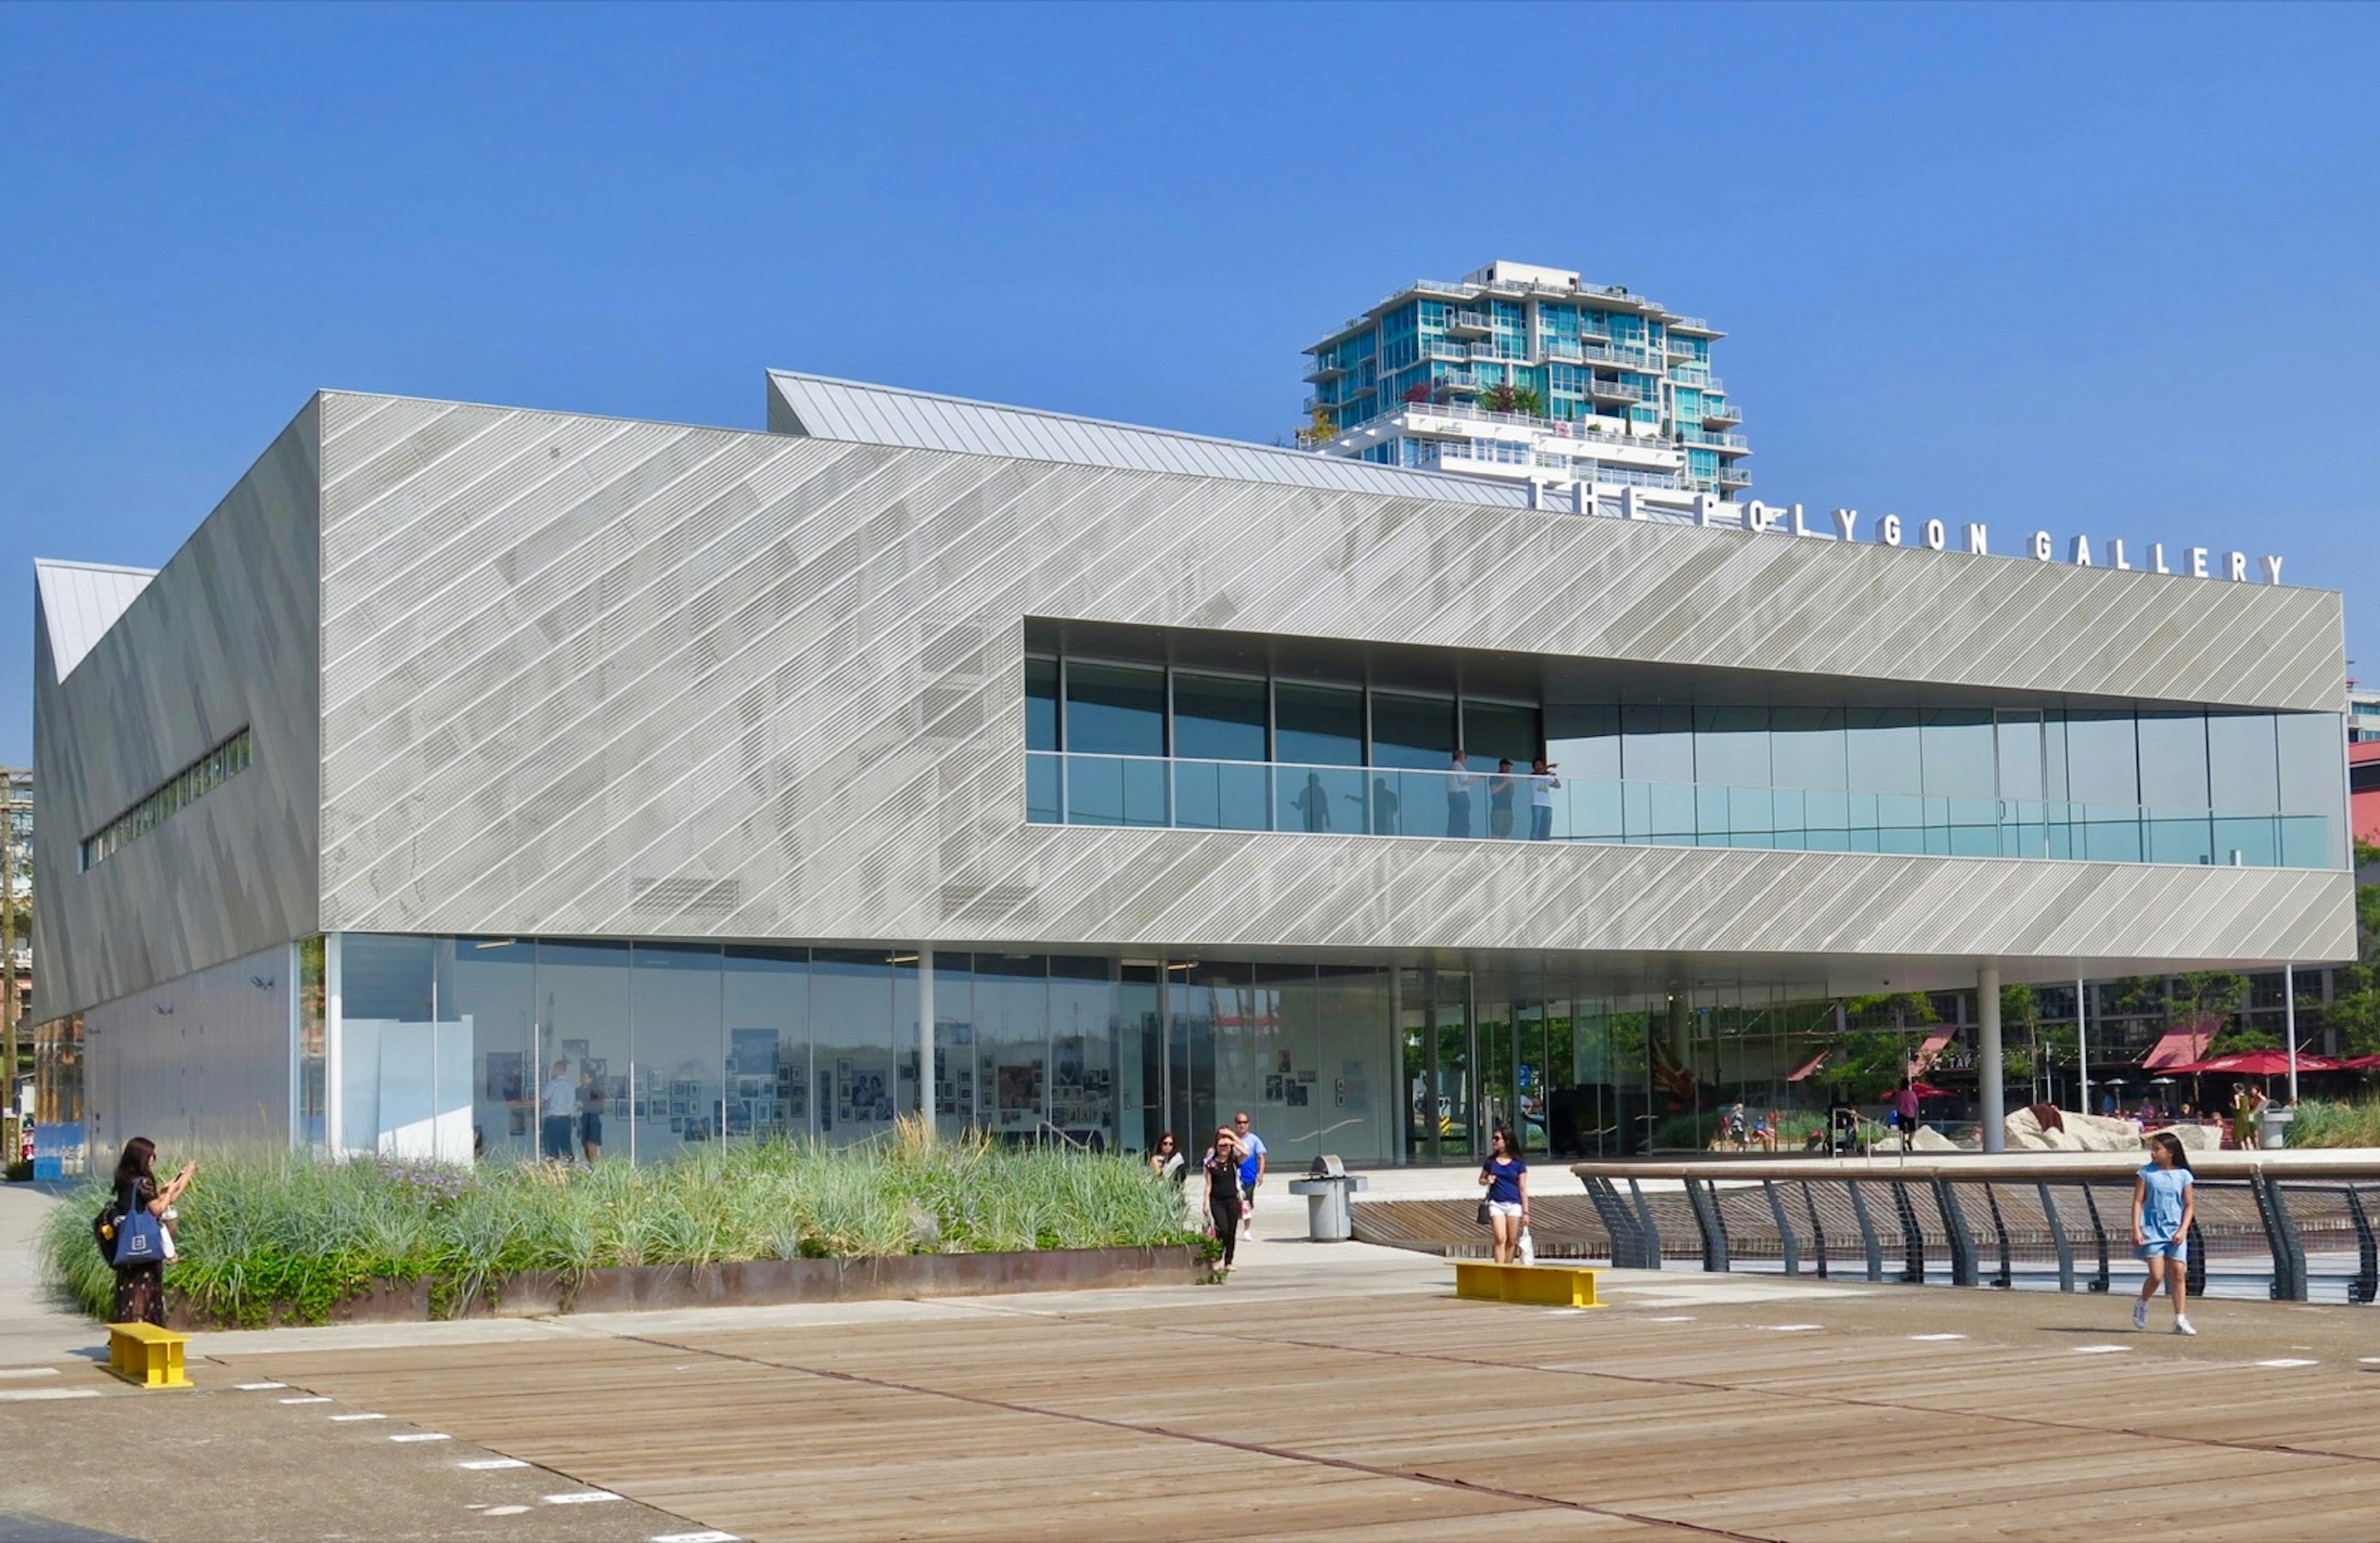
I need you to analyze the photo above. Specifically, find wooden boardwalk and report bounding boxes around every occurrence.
[212,1281,2380,1541]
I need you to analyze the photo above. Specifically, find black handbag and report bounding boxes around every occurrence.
[1476,1200,1492,1226]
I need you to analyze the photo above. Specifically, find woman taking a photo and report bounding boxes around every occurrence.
[2131,1131,2197,1335]
[1479,1125,1530,1265]
[1202,1126,1244,1275]
[108,1137,196,1326]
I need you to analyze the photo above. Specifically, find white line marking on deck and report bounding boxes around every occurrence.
[652,1532,739,1542]
[544,1492,624,1505]
[234,1381,287,1390]
[485,1505,531,1516]
[0,1387,99,1402]
[460,1458,530,1470]
[330,1412,387,1421]
[390,1433,451,1443]
[1543,1307,1587,1315]
[278,1395,332,1404]
[2073,1345,2131,1354]
[1646,1315,1696,1322]
[0,1367,62,1379]
[1762,1324,1823,1332]
[1910,1333,1968,1342]
[2256,1358,2318,1368]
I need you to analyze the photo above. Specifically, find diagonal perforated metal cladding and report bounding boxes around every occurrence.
[302,391,2350,982]
[33,404,323,1018]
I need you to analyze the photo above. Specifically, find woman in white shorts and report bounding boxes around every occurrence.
[1478,1125,1530,1264]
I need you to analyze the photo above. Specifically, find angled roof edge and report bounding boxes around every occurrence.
[34,559,159,683]
[764,369,1534,509]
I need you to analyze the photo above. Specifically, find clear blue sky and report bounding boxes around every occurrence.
[4,2,2377,765]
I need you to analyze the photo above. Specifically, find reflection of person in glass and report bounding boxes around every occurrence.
[1368,776,1400,835]
[1293,771,1331,832]
[1446,752,1476,837]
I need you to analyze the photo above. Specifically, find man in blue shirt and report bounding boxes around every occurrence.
[1232,1111,1267,1235]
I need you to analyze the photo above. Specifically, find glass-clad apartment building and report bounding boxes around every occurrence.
[1303,259,1749,502]
[26,370,2355,1175]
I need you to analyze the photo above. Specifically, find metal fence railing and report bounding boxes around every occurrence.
[1569,1157,2380,1304]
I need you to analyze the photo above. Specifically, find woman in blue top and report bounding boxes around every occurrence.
[1478,1125,1530,1265]
[2131,1131,2197,1335]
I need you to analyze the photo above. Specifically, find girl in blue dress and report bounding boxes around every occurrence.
[2131,1131,2197,1335]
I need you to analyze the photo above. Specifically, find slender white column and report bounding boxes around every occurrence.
[917,950,936,1123]
[2076,978,2089,1112]
[1978,966,2004,1153]
[2284,965,2299,1105]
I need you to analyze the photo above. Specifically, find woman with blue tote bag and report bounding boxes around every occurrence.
[103,1138,195,1327]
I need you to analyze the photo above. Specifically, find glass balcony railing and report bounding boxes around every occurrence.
[1026,753,2335,869]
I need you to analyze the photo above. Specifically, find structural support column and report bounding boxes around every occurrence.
[2284,965,2299,1106]
[2075,978,2089,1113]
[1978,965,2005,1154]
[917,949,936,1124]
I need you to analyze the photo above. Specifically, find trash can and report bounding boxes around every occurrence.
[2258,1105,2295,1150]
[1287,1156,1368,1242]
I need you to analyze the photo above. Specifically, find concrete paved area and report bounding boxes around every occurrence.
[8,1181,2380,1539]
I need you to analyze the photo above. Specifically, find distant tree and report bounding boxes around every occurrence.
[1509,386,1545,418]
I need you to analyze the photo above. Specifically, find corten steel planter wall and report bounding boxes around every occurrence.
[164,1245,1207,1330]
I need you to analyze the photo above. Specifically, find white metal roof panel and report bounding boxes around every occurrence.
[765,370,1533,509]
[34,559,157,681]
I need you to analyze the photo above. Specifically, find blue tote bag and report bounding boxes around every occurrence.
[111,1182,167,1268]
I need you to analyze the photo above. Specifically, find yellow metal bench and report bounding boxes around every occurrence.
[107,1321,193,1389]
[1453,1260,1602,1308]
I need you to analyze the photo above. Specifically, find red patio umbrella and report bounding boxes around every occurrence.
[1909,1082,1953,1099]
[2333,1054,2380,1071]
[2161,1050,2341,1076]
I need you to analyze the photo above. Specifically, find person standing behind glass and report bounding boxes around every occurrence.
[540,1060,576,1162]
[1488,759,1518,839]
[1446,751,1476,837]
[1528,756,1561,841]
[580,1070,607,1164]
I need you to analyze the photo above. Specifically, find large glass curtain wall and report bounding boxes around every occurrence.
[330,937,1407,1167]
[1030,648,2345,869]
[1163,962,1395,1167]
[1028,653,1543,837]
[332,937,917,1164]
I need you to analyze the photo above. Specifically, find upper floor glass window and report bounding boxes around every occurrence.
[1065,663,1165,757]
[1020,639,2345,868]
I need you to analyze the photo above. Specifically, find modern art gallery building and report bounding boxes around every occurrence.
[27,371,2357,1174]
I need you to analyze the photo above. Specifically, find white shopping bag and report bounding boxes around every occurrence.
[1518,1227,1535,1266]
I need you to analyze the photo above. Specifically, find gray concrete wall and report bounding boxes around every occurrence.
[84,941,294,1161]
[32,403,322,1020]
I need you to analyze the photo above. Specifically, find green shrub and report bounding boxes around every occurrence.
[2281,1097,2380,1148]
[41,1130,1201,1325]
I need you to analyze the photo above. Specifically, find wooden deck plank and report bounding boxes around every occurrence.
[209,1288,2380,1543]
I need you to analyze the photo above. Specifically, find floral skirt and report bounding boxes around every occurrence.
[112,1263,165,1327]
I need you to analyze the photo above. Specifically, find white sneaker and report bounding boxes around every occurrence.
[2133,1300,2149,1330]
[2173,1316,2197,1336]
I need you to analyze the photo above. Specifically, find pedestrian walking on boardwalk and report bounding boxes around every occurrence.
[1203,1127,1244,1274]
[2131,1131,2197,1335]
[1479,1125,1530,1265]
